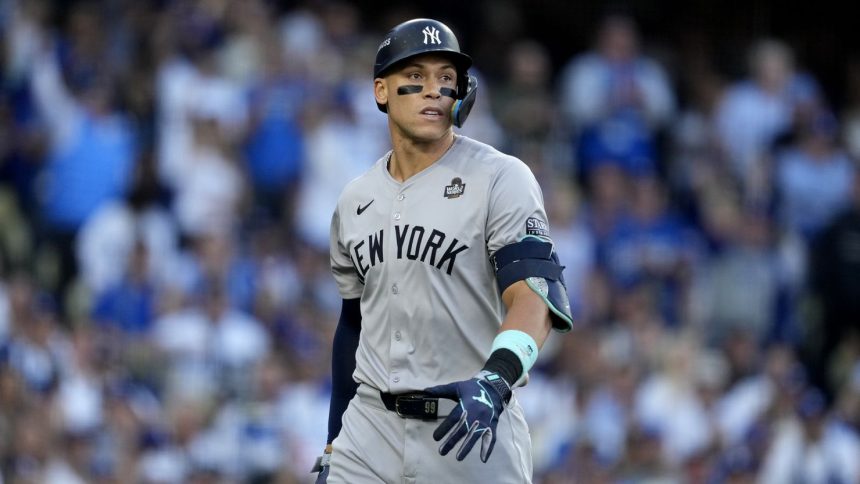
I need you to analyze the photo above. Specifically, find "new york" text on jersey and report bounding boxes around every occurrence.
[351,224,469,277]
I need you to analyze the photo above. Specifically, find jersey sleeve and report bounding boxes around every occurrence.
[487,158,574,332]
[330,203,364,299]
[486,158,551,254]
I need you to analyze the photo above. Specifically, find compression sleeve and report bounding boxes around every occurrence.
[326,298,362,444]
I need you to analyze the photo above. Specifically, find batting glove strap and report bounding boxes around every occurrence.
[310,451,331,473]
[423,371,512,463]
[477,370,513,404]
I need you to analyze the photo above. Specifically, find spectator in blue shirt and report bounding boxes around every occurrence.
[91,240,156,336]
[242,41,307,223]
[28,39,137,303]
[600,175,692,325]
[775,111,855,241]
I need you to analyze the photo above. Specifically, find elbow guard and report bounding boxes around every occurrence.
[491,237,573,332]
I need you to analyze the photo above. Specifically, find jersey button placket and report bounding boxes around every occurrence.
[394,191,404,220]
[389,190,407,389]
[391,329,406,386]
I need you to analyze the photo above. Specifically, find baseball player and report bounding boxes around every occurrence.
[313,18,573,483]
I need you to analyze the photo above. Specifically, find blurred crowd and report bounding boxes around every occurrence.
[1,1,859,483]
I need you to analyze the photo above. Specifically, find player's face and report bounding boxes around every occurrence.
[375,54,458,143]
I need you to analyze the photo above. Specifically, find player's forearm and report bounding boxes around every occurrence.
[481,280,552,385]
[326,298,361,444]
[500,280,552,348]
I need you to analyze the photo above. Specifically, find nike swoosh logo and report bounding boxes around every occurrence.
[357,199,374,215]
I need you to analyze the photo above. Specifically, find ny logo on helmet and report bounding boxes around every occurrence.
[422,26,441,45]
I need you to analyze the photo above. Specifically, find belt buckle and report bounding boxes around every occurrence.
[394,395,417,418]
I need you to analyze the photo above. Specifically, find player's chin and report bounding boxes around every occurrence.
[410,121,452,140]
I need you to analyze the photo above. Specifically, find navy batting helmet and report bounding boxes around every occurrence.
[373,18,477,127]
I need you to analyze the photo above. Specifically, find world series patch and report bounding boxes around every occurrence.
[444,178,466,199]
[525,217,549,237]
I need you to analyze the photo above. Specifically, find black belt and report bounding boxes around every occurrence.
[380,392,442,419]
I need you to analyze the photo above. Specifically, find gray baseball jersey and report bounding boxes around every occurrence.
[328,134,549,483]
[330,134,552,393]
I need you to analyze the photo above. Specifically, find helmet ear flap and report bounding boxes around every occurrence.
[452,75,478,128]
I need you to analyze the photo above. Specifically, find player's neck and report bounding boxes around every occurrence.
[388,132,455,182]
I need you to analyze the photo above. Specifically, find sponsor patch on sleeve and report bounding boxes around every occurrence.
[525,217,550,237]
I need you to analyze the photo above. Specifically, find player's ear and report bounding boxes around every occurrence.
[374,78,388,109]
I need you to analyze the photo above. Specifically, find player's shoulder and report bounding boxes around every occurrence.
[455,137,539,190]
[336,152,389,207]
[454,135,530,174]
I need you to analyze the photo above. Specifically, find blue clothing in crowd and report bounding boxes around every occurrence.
[243,77,307,194]
[40,114,136,230]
